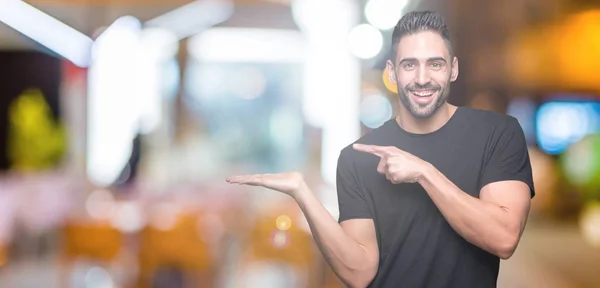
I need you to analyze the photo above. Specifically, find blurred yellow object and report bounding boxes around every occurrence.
[236,210,319,288]
[244,211,315,269]
[59,220,124,288]
[382,69,398,94]
[137,212,214,287]
[61,220,124,262]
[579,201,600,248]
[555,10,600,91]
[505,9,600,93]
[276,214,292,231]
[7,88,66,171]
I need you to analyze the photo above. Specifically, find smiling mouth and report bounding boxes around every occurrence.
[410,90,437,104]
[410,90,436,97]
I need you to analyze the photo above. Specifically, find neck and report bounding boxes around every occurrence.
[396,103,458,134]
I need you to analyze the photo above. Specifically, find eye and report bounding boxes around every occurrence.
[431,63,441,68]
[403,63,415,69]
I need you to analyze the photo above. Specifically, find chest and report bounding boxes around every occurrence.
[355,141,488,259]
[357,132,488,203]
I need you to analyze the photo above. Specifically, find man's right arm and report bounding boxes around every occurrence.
[225,150,379,287]
[294,182,379,288]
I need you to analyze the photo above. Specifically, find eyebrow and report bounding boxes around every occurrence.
[398,57,447,65]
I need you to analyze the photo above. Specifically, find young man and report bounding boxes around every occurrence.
[227,10,534,288]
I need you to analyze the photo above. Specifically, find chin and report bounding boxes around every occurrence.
[399,90,447,119]
[410,108,437,119]
[407,101,440,119]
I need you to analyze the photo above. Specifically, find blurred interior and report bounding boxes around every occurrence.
[0,0,600,287]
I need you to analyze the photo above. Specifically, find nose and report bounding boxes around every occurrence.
[415,66,431,86]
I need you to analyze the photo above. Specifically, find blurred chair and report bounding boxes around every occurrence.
[236,204,321,288]
[61,221,123,262]
[60,220,125,287]
[136,211,215,288]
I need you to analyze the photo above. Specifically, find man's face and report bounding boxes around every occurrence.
[386,31,458,119]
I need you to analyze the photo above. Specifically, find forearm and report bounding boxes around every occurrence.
[294,183,377,287]
[418,164,520,259]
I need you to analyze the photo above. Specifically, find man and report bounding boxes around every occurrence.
[227,10,534,288]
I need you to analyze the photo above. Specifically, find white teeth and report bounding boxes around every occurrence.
[412,91,434,97]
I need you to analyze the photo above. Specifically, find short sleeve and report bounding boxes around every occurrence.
[336,150,373,222]
[479,118,535,198]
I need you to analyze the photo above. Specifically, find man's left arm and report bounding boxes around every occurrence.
[418,118,534,260]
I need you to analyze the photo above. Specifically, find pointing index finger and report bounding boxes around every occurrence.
[352,144,392,157]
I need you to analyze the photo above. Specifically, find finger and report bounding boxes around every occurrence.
[354,144,408,156]
[377,157,388,174]
[352,144,391,157]
[226,174,264,186]
[385,170,397,184]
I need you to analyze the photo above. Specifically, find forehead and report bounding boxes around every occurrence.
[395,30,450,62]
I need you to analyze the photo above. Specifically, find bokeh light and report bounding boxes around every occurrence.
[561,134,600,199]
[507,98,537,145]
[109,201,145,233]
[150,202,180,231]
[360,92,393,129]
[270,230,290,249]
[276,215,292,231]
[536,101,600,155]
[348,24,383,59]
[84,266,114,288]
[364,0,409,30]
[231,67,267,100]
[579,201,600,248]
[85,189,116,220]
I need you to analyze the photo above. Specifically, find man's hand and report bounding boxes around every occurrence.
[226,172,306,197]
[353,143,430,184]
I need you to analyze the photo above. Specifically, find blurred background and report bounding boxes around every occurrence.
[0,0,599,287]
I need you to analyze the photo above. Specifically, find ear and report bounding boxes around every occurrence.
[450,56,459,82]
[386,60,397,85]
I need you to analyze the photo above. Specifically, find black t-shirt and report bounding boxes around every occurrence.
[336,107,535,288]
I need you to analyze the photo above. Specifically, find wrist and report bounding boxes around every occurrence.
[417,161,435,184]
[293,180,312,202]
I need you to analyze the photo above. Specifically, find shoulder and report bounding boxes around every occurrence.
[461,108,529,161]
[459,107,522,135]
[461,107,519,127]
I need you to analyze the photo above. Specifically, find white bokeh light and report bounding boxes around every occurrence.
[87,16,142,187]
[292,0,361,186]
[365,0,410,30]
[348,24,383,59]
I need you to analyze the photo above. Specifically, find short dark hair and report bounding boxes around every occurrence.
[391,10,453,60]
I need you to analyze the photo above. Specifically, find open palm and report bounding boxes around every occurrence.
[226,172,305,196]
